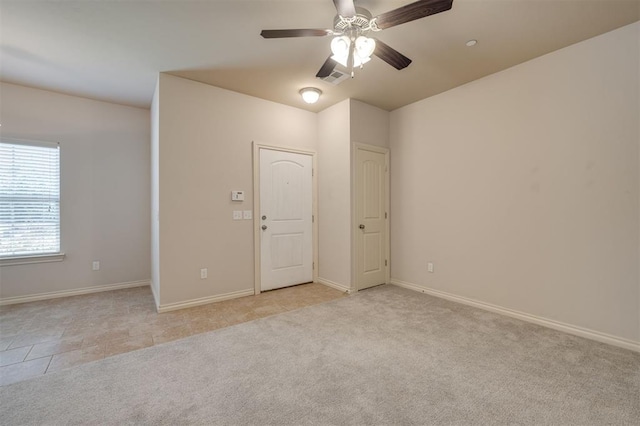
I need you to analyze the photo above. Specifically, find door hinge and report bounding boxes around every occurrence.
[385,212,387,219]
[312,168,314,176]
[312,215,315,223]
[385,260,388,266]
[313,262,315,270]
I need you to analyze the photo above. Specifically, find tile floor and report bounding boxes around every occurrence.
[0,283,346,386]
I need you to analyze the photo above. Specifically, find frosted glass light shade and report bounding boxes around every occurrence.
[331,36,350,57]
[331,54,348,67]
[355,36,376,59]
[330,35,375,68]
[300,87,322,104]
[330,36,351,67]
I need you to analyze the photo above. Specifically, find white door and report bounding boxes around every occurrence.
[355,146,388,290]
[260,148,313,291]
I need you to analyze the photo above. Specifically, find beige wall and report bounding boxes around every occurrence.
[150,78,160,303]
[390,23,640,342]
[0,82,151,299]
[156,74,317,307]
[350,99,390,148]
[317,100,352,289]
[637,24,640,341]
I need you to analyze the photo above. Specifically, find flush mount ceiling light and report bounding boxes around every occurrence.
[261,0,454,79]
[299,87,322,104]
[465,39,478,47]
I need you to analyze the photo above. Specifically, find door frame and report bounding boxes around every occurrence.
[351,143,390,292]
[252,142,318,295]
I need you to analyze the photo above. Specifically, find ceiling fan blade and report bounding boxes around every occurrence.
[373,39,412,70]
[374,0,453,30]
[333,0,356,17]
[316,56,338,78]
[260,29,332,38]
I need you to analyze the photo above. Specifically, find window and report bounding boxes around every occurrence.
[0,139,61,260]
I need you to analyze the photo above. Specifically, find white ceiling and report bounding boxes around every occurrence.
[1,0,638,112]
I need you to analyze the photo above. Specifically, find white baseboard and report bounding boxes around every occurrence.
[0,280,150,306]
[157,289,255,313]
[390,279,640,353]
[316,277,351,293]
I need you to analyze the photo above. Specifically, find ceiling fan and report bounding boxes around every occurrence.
[260,0,454,78]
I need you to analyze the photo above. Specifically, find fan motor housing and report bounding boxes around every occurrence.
[333,7,373,32]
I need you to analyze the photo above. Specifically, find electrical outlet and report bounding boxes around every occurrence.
[427,262,434,273]
[232,210,242,220]
[92,261,100,271]
[200,268,208,279]
[243,210,252,220]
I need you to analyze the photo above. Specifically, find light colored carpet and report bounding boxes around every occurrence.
[1,284,639,425]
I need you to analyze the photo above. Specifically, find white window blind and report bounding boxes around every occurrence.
[0,140,60,257]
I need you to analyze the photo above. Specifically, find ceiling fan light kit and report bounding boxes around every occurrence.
[330,34,376,68]
[260,0,454,80]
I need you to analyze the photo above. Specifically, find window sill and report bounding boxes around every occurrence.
[0,253,66,267]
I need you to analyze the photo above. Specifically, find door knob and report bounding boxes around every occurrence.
[359,224,365,229]
[262,215,267,220]
[262,225,268,230]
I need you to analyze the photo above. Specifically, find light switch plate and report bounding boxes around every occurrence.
[232,210,243,220]
[231,191,244,201]
[243,210,252,220]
